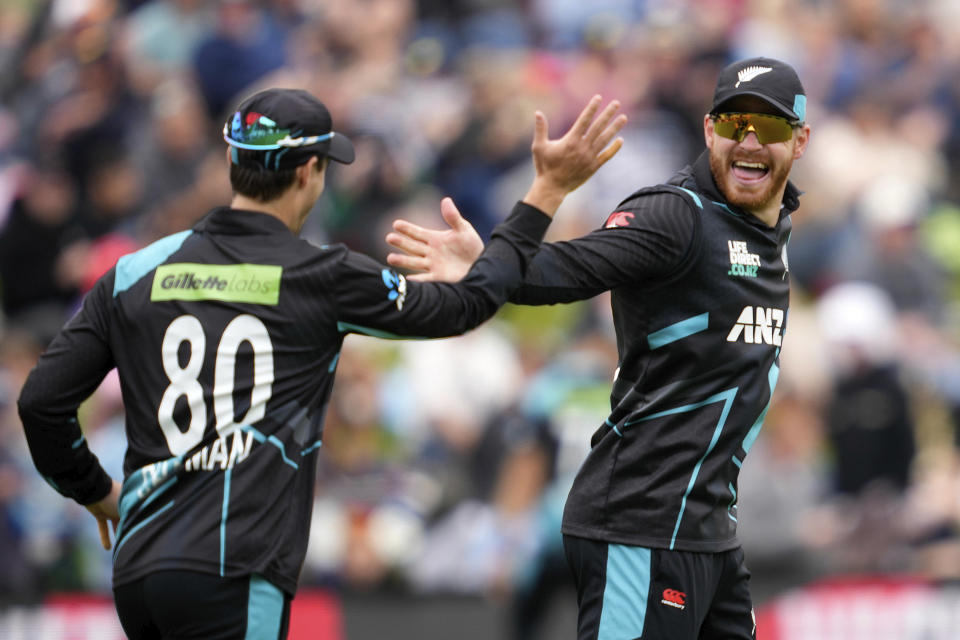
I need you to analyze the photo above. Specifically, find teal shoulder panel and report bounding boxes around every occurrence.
[113,230,192,296]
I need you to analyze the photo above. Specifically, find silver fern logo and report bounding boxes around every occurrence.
[735,66,772,88]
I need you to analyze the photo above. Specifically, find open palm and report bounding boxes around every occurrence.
[386,197,483,282]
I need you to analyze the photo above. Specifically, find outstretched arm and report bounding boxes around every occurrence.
[337,95,626,338]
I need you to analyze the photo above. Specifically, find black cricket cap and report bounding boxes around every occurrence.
[710,57,807,123]
[223,88,355,171]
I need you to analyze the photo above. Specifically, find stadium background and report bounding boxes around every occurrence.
[2,0,960,637]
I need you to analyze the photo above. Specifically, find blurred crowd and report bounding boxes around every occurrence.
[2,0,960,636]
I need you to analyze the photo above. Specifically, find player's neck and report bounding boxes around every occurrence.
[230,193,303,233]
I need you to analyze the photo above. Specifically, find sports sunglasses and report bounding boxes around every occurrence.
[711,113,800,144]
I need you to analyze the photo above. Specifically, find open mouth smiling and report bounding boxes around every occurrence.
[731,160,769,183]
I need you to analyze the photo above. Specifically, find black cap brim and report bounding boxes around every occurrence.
[326,132,355,164]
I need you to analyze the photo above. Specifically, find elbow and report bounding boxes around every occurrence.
[17,377,49,426]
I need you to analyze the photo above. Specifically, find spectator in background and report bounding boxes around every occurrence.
[131,79,212,217]
[122,0,214,95]
[192,0,288,120]
[817,282,916,571]
[0,164,81,339]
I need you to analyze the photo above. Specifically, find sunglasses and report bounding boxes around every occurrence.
[711,113,800,144]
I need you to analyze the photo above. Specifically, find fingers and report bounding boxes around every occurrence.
[405,272,436,282]
[532,111,548,150]
[97,518,112,551]
[385,230,427,257]
[386,251,427,272]
[592,113,628,155]
[439,197,467,231]
[584,100,622,145]
[391,218,431,244]
[595,136,625,168]
[570,95,603,139]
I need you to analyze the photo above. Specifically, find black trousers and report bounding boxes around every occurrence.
[113,570,291,640]
[563,535,755,640]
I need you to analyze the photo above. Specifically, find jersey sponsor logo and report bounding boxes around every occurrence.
[151,264,282,305]
[727,306,784,345]
[184,429,256,472]
[381,268,407,311]
[604,211,635,228]
[727,240,761,278]
[661,588,687,609]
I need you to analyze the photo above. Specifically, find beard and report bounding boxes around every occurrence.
[709,149,793,213]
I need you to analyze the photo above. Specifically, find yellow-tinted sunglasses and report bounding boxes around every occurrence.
[711,113,799,144]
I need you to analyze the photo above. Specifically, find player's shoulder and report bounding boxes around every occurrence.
[602,185,702,231]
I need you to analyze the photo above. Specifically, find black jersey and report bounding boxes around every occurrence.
[19,201,550,595]
[512,152,799,552]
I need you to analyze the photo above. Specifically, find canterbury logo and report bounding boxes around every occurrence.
[661,589,686,610]
[604,211,635,229]
[735,66,772,88]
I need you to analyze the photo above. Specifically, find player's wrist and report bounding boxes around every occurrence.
[522,176,567,216]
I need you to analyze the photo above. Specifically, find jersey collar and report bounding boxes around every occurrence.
[194,207,296,237]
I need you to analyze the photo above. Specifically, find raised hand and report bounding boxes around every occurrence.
[386,197,483,282]
[523,95,626,216]
[385,96,626,282]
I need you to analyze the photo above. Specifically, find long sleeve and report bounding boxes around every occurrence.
[511,190,698,305]
[333,201,551,338]
[18,278,116,505]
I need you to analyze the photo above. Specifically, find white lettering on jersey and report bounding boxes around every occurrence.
[727,240,761,278]
[185,430,255,472]
[726,306,784,346]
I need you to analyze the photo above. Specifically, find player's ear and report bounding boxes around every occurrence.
[298,156,319,187]
[703,114,715,150]
[793,123,811,159]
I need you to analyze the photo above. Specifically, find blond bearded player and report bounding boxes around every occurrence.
[386,57,811,640]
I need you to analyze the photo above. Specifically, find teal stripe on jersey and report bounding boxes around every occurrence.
[727,482,738,522]
[114,500,175,556]
[241,425,299,469]
[221,468,232,576]
[599,544,650,640]
[113,230,192,296]
[741,351,781,454]
[246,575,284,640]
[116,457,183,545]
[633,387,739,548]
[114,476,178,553]
[647,313,709,349]
[300,440,322,456]
[675,186,703,209]
[336,320,424,340]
